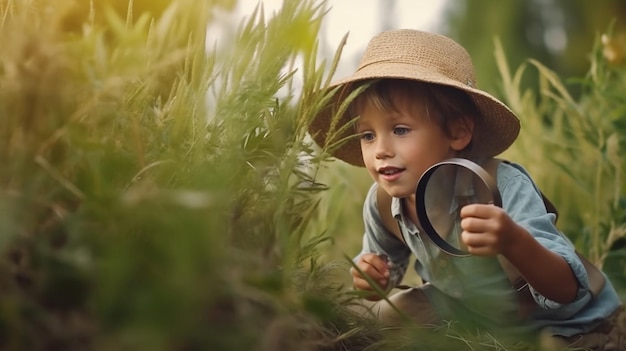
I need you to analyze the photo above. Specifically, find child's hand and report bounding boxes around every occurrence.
[459,203,520,256]
[351,253,390,301]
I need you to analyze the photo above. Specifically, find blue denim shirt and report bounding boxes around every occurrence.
[356,161,622,336]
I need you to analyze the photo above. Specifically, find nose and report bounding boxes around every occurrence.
[375,135,394,160]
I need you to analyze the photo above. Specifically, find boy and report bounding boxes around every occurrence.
[309,29,624,349]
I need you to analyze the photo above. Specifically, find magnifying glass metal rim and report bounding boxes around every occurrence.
[415,158,502,257]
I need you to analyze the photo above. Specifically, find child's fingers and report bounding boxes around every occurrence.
[363,253,390,277]
[350,253,390,290]
[353,275,385,301]
[352,253,389,279]
[352,275,376,291]
[462,241,498,256]
[461,231,495,251]
[351,271,388,299]
[459,203,495,219]
[349,263,388,287]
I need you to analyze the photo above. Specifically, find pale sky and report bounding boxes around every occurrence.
[233,0,448,79]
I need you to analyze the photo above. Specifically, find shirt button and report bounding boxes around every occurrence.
[452,290,462,298]
[439,259,448,268]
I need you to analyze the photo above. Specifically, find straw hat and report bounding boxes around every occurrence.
[308,29,520,167]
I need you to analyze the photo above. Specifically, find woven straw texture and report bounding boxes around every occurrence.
[309,29,520,167]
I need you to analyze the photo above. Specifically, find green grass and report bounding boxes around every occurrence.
[0,0,353,349]
[491,31,626,297]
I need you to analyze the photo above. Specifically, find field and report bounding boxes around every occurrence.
[0,1,624,350]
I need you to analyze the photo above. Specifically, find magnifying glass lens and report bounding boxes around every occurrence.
[417,159,501,257]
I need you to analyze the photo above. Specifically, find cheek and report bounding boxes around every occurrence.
[360,142,372,160]
[360,146,377,173]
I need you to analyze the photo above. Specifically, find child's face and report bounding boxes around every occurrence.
[356,93,470,200]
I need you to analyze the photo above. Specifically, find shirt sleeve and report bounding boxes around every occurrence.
[354,183,412,288]
[498,163,590,310]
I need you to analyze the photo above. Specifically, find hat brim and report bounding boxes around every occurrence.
[309,62,520,167]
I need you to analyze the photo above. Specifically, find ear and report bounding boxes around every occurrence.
[449,116,474,151]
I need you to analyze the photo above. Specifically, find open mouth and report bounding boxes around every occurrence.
[378,167,403,175]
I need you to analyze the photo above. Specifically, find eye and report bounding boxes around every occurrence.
[394,127,410,136]
[360,131,375,142]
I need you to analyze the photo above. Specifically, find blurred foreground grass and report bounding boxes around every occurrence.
[0,0,363,349]
[0,0,625,350]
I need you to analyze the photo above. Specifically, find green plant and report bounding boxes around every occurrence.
[494,27,626,296]
[0,0,375,349]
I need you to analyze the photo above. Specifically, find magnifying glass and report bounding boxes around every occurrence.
[414,158,502,257]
